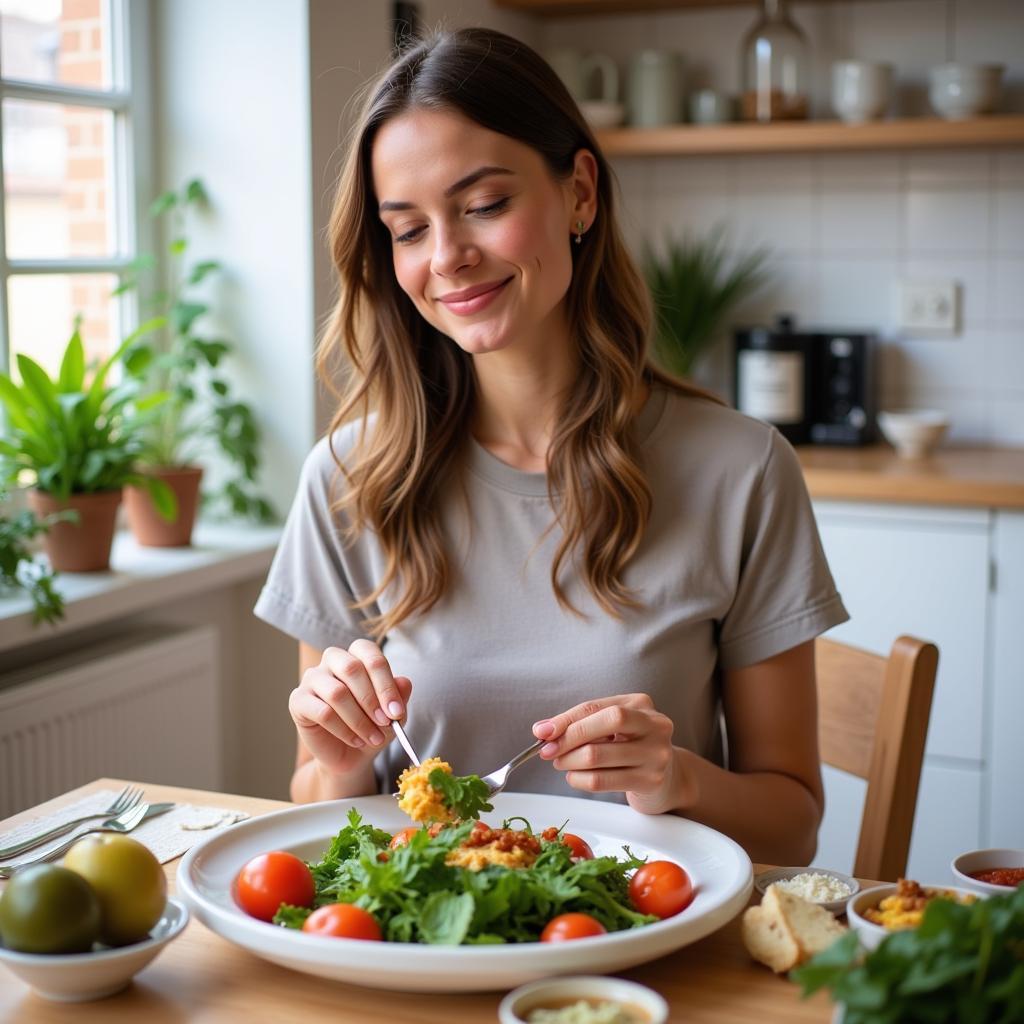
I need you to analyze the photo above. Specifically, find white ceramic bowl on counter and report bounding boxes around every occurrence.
[929,63,1004,120]
[754,866,860,916]
[877,409,949,459]
[847,883,979,952]
[499,975,669,1024]
[951,848,1024,896]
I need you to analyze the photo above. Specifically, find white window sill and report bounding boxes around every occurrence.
[0,521,281,654]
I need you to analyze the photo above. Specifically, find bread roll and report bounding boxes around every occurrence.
[741,883,848,973]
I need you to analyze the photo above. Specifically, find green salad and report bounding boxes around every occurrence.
[272,810,656,944]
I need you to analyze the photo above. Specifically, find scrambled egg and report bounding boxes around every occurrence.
[864,877,977,930]
[445,844,538,871]
[397,757,454,823]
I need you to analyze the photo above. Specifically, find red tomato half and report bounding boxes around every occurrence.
[540,912,607,942]
[628,860,694,919]
[302,903,382,941]
[389,827,420,849]
[235,851,315,922]
[561,833,595,860]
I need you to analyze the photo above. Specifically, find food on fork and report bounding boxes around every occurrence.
[741,883,847,973]
[397,757,493,823]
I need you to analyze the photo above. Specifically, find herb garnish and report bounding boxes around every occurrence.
[792,885,1024,1023]
[428,768,493,821]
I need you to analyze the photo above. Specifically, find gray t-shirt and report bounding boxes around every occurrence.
[254,386,848,800]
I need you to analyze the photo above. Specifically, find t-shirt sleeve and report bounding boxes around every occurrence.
[717,428,849,670]
[253,434,374,651]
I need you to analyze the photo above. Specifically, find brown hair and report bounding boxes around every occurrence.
[317,26,714,638]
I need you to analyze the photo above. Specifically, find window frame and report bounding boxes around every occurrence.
[0,0,153,374]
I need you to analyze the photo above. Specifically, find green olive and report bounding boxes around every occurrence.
[0,864,102,954]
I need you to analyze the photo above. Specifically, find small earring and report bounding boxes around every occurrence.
[574,219,585,245]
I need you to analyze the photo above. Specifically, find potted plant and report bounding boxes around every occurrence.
[0,488,69,624]
[0,324,174,572]
[642,226,772,382]
[117,178,274,548]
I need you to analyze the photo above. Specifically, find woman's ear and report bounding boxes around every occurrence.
[568,148,599,234]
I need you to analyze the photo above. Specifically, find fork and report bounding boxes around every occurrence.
[0,801,155,879]
[0,785,144,860]
[479,738,546,798]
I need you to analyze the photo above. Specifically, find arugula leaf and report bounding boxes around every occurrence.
[792,885,1024,1023]
[273,903,312,929]
[427,768,493,821]
[419,891,475,945]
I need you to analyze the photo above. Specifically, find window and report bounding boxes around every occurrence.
[0,0,150,377]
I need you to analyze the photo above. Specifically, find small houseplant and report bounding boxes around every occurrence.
[117,178,274,547]
[0,324,173,572]
[642,226,772,380]
[0,489,68,624]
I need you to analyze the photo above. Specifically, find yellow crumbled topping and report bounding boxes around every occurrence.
[397,757,454,823]
[445,844,539,872]
[864,878,977,931]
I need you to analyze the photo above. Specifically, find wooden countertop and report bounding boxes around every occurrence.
[796,444,1024,510]
[0,778,842,1023]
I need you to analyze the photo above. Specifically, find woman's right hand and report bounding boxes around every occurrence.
[289,639,412,776]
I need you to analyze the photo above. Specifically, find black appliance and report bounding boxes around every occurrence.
[733,315,875,446]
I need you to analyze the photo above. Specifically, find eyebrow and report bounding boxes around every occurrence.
[378,165,515,213]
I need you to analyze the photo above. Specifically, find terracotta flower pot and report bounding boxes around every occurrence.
[27,489,122,572]
[123,465,203,548]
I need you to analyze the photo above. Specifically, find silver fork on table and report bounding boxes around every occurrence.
[0,801,163,879]
[0,785,144,861]
[479,738,545,798]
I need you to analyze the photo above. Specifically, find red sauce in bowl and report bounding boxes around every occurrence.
[969,867,1024,888]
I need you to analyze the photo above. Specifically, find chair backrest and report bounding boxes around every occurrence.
[815,634,939,882]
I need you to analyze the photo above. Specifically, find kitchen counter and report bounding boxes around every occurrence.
[796,444,1024,510]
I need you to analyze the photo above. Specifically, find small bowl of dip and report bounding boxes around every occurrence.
[952,848,1024,896]
[498,975,668,1024]
[754,867,859,916]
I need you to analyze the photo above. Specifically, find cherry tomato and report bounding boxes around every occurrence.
[235,851,315,922]
[389,827,420,849]
[628,860,694,919]
[561,833,594,860]
[302,903,382,941]
[540,912,607,942]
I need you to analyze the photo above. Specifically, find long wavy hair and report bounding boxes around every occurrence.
[318,27,716,638]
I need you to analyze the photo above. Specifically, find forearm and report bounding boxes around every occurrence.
[667,746,822,865]
[290,757,378,804]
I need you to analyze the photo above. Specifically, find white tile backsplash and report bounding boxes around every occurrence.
[541,0,1024,444]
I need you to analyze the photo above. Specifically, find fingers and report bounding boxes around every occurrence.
[535,697,663,760]
[349,639,407,721]
[533,693,653,744]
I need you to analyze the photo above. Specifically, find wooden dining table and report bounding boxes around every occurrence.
[0,778,848,1022]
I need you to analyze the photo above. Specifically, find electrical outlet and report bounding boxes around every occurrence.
[896,280,959,335]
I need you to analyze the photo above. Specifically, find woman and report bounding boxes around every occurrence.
[254,27,848,865]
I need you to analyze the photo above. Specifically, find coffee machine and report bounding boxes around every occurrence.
[733,315,875,446]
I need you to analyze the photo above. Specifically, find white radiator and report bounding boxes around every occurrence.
[0,625,222,817]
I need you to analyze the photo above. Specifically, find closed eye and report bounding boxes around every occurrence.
[469,197,510,217]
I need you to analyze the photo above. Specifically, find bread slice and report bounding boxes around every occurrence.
[741,883,848,973]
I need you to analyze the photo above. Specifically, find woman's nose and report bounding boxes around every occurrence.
[430,224,478,277]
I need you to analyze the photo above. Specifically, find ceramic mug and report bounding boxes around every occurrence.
[831,60,893,123]
[545,47,619,104]
[688,88,735,124]
[628,50,684,127]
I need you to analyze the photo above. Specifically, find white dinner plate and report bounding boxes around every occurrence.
[177,792,752,992]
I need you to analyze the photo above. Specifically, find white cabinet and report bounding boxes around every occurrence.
[810,500,1001,882]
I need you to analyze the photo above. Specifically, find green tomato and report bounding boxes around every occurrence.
[0,864,102,954]
[63,834,167,946]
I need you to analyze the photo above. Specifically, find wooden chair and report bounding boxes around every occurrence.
[815,634,939,882]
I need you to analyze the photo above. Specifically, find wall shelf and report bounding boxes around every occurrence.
[595,115,1024,156]
[496,0,893,15]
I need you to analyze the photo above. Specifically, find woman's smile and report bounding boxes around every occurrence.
[436,276,514,316]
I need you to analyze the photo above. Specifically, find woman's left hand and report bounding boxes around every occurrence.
[532,694,682,815]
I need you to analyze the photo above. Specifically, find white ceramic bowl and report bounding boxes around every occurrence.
[0,896,188,1002]
[877,409,949,459]
[831,60,893,123]
[580,100,626,129]
[754,867,860,916]
[929,63,1004,120]
[499,975,669,1024]
[951,848,1024,896]
[847,883,979,952]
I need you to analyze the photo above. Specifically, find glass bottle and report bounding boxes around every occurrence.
[740,0,810,122]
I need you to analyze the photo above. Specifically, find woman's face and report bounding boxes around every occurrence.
[372,107,593,358]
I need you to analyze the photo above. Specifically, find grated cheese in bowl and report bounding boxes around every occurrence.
[772,872,853,903]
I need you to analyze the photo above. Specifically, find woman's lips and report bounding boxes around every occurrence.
[437,277,512,316]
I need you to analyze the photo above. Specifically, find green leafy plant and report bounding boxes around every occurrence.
[116,178,275,522]
[792,885,1024,1023]
[0,491,70,624]
[0,325,174,515]
[642,226,772,378]
[428,769,494,821]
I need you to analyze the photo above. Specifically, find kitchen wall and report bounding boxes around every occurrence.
[533,0,1024,444]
